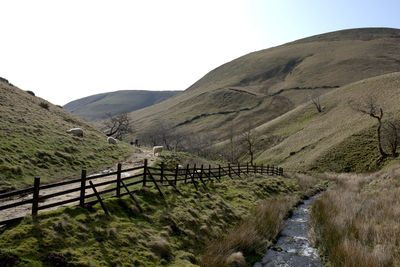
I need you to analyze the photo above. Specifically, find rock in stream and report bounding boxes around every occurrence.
[254,194,323,267]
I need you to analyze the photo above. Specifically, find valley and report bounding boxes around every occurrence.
[2,27,400,266]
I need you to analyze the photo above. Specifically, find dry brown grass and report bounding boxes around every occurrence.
[311,167,400,266]
[201,196,297,267]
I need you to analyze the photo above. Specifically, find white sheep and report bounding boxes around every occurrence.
[153,146,163,156]
[107,136,118,145]
[66,128,83,137]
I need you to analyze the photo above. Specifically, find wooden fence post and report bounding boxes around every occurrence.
[208,164,211,181]
[218,165,221,179]
[174,164,179,185]
[80,169,86,207]
[121,180,143,213]
[238,163,241,175]
[32,177,40,219]
[267,165,270,175]
[200,164,204,181]
[261,164,263,174]
[185,164,189,184]
[246,162,249,173]
[89,180,109,216]
[228,163,232,178]
[116,163,122,197]
[279,167,283,176]
[272,165,275,175]
[254,163,257,174]
[143,159,148,187]
[160,162,164,184]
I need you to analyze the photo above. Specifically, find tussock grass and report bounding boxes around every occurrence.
[201,197,296,267]
[311,167,400,266]
[202,173,323,266]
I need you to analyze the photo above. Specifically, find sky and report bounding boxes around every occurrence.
[1,0,400,105]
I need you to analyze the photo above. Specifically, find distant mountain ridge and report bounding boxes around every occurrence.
[64,90,181,122]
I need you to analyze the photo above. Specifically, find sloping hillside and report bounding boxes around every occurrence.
[64,90,181,122]
[128,28,400,141]
[253,72,400,172]
[0,78,134,190]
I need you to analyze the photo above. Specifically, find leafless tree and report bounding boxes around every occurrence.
[351,96,386,160]
[241,124,258,166]
[225,126,242,163]
[383,119,400,157]
[104,113,133,140]
[310,93,322,113]
[138,121,188,152]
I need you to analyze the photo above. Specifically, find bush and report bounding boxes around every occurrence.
[26,90,35,96]
[39,102,49,110]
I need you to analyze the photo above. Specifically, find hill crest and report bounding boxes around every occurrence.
[64,90,181,122]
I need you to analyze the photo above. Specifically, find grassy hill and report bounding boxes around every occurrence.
[251,72,400,172]
[63,90,181,122]
[0,78,134,190]
[127,28,400,142]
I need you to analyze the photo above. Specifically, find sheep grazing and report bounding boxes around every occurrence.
[107,136,118,145]
[66,128,83,137]
[153,146,163,156]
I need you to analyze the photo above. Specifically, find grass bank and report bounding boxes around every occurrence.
[0,81,135,191]
[0,173,323,266]
[310,167,400,266]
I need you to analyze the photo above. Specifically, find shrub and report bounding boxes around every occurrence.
[39,102,49,110]
[26,90,35,96]
[149,238,171,259]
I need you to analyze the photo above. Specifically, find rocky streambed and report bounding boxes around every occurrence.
[254,194,323,267]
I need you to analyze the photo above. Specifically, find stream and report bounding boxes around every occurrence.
[254,194,323,267]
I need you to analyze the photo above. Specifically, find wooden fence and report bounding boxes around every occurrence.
[0,160,283,226]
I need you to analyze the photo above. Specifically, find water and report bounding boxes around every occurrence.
[254,194,323,267]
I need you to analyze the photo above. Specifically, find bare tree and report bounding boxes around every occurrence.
[310,93,322,113]
[383,119,400,157]
[241,124,258,166]
[104,113,133,140]
[138,121,188,152]
[225,125,242,163]
[351,96,386,160]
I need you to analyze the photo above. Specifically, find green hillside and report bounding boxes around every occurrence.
[251,72,400,172]
[127,28,400,142]
[0,78,134,190]
[64,90,181,122]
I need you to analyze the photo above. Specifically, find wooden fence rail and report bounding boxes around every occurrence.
[0,160,283,225]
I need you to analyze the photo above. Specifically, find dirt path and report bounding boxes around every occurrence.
[254,193,323,267]
[0,147,156,223]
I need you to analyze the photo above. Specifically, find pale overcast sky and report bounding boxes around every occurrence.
[1,0,400,105]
